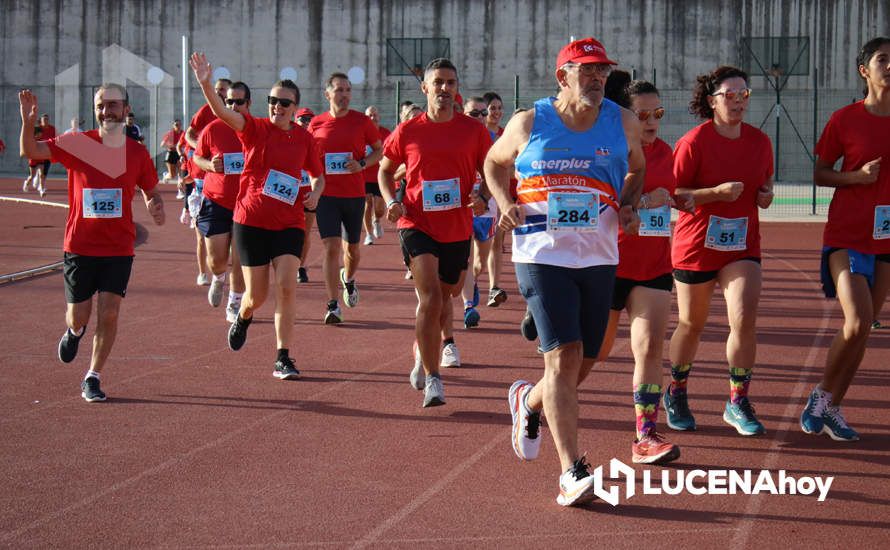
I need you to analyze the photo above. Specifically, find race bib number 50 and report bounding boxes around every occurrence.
[547,192,598,232]
[638,205,671,237]
[82,188,122,218]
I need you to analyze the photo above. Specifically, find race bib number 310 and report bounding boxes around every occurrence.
[547,192,598,232]
[705,215,748,251]
[82,188,122,218]
[422,178,461,211]
[325,152,352,175]
[874,205,890,240]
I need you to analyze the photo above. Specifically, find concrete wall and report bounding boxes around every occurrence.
[1,0,888,187]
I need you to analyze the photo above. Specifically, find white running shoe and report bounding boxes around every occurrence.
[22,178,31,192]
[225,301,239,324]
[363,234,374,245]
[423,375,446,407]
[508,380,542,460]
[208,276,225,307]
[440,342,460,368]
[556,457,597,507]
[373,220,383,239]
[340,268,359,308]
[196,272,210,286]
[410,341,425,390]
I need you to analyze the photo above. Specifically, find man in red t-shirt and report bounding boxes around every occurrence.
[18,85,165,402]
[160,119,183,183]
[192,82,251,322]
[361,105,391,245]
[35,114,57,192]
[379,58,491,408]
[308,73,382,323]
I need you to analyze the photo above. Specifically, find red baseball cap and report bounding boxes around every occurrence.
[295,108,315,118]
[556,37,617,68]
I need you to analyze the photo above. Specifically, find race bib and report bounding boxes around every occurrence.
[638,205,671,237]
[194,178,204,195]
[547,192,598,232]
[422,178,461,211]
[300,170,312,189]
[262,169,300,205]
[874,205,890,240]
[705,215,748,251]
[364,145,372,157]
[223,152,244,175]
[325,152,352,175]
[82,188,122,219]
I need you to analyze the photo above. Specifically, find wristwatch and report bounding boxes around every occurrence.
[359,158,367,168]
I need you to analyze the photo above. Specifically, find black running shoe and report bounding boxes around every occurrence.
[58,327,85,363]
[228,315,251,351]
[81,377,106,402]
[273,356,301,380]
[297,267,309,284]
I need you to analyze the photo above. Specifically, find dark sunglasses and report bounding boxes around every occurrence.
[267,96,295,108]
[225,98,248,106]
[635,107,665,121]
[469,109,488,118]
[297,115,313,122]
[711,88,752,101]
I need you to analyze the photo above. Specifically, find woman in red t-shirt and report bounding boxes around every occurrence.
[667,66,774,437]
[594,79,695,464]
[800,37,890,441]
[190,53,324,380]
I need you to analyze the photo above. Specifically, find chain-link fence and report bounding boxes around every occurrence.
[1,82,863,217]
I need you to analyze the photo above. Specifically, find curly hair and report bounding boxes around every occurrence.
[689,66,749,119]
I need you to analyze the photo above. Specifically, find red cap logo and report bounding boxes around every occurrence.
[556,38,617,68]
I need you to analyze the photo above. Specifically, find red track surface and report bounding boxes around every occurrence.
[1,177,888,548]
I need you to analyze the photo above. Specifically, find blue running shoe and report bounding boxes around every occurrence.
[800,387,829,434]
[463,306,480,328]
[663,389,696,431]
[821,405,859,441]
[723,398,765,436]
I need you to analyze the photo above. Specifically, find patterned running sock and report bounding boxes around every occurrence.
[633,383,662,438]
[442,337,455,348]
[729,367,753,404]
[669,363,692,395]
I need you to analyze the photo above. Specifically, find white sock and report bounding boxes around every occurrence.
[69,326,85,337]
[229,291,243,303]
[212,272,227,283]
[84,370,100,381]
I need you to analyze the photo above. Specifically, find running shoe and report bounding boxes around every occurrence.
[81,377,106,402]
[58,327,84,363]
[440,342,460,368]
[556,457,597,507]
[225,301,239,324]
[508,380,542,460]
[373,220,383,239]
[227,315,251,351]
[800,386,829,434]
[175,188,186,199]
[632,431,680,464]
[487,286,507,307]
[723,398,765,436]
[410,341,425,390]
[872,320,882,330]
[340,268,359,308]
[821,405,860,441]
[273,356,301,380]
[38,185,46,198]
[463,306,480,329]
[208,276,225,307]
[324,300,342,324]
[404,269,413,280]
[22,178,31,192]
[423,374,446,407]
[520,309,537,341]
[363,234,374,245]
[297,267,309,283]
[196,272,210,286]
[663,388,696,431]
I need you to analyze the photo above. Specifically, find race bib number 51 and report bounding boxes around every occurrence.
[705,215,748,251]
[547,192,598,232]
[874,205,890,240]
[82,188,122,218]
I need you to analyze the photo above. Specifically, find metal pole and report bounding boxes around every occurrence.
[395,80,401,124]
[631,67,636,80]
[653,68,657,87]
[775,84,781,182]
[182,36,188,123]
[513,74,519,111]
[154,85,159,177]
[812,67,818,215]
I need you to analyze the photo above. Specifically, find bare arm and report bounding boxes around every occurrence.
[18,90,51,160]
[814,156,881,188]
[192,153,221,173]
[189,52,245,133]
[484,109,533,230]
[617,108,644,234]
[142,187,165,226]
[303,174,325,210]
[378,156,404,222]
[677,181,744,205]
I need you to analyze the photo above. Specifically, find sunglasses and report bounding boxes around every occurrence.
[565,63,613,77]
[469,109,489,118]
[267,96,295,108]
[225,98,248,106]
[635,107,665,121]
[297,115,313,122]
[711,88,752,100]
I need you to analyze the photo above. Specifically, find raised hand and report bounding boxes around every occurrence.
[189,52,213,84]
[19,89,39,125]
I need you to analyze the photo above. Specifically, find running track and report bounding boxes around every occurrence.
[1,178,888,548]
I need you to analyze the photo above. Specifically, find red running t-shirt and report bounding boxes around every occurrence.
[308,110,380,198]
[234,113,323,231]
[816,101,890,254]
[161,129,183,150]
[671,121,773,272]
[617,138,676,281]
[195,119,243,211]
[47,130,158,256]
[383,112,492,243]
[362,125,391,183]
